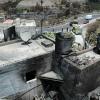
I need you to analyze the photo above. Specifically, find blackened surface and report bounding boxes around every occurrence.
[57,57,100,100]
[55,33,73,55]
[25,70,36,81]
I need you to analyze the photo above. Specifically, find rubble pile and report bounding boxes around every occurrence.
[69,55,95,66]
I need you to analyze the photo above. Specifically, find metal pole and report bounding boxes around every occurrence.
[40,0,43,34]
[62,27,63,33]
[53,28,54,32]
[41,19,43,34]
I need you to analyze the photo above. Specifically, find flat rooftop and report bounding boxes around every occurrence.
[0,38,55,68]
[67,47,100,70]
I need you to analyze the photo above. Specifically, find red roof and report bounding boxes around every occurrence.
[3,19,14,24]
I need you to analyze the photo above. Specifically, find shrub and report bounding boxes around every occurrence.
[86,20,100,46]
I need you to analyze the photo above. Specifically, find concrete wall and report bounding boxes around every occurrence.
[0,53,52,78]
[3,26,17,41]
[0,53,53,98]
[66,0,88,3]
[59,58,100,100]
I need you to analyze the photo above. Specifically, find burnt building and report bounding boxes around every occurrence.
[58,48,100,100]
[0,38,55,100]
[0,28,100,100]
[52,33,100,100]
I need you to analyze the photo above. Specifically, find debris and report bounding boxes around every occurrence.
[41,40,53,47]
[69,54,95,66]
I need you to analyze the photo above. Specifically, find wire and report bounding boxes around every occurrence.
[14,83,52,100]
[14,84,42,100]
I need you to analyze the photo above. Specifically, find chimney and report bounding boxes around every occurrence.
[55,32,73,57]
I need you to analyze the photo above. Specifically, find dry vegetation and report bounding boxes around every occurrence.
[86,19,100,46]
